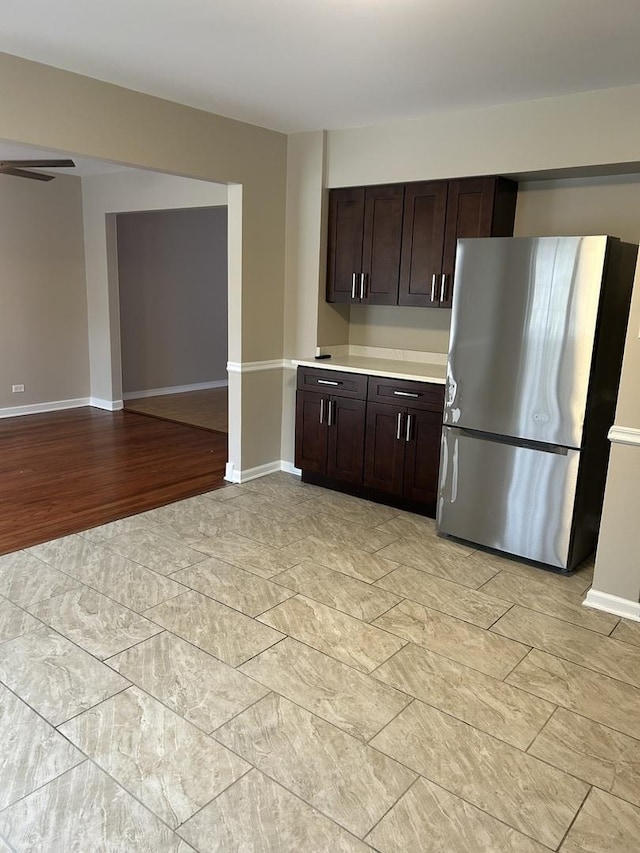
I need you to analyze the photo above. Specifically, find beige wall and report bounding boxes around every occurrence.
[0,173,89,412]
[117,207,228,394]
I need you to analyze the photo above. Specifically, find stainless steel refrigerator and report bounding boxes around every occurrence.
[437,235,637,571]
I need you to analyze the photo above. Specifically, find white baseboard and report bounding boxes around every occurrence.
[123,380,227,400]
[583,589,640,622]
[225,459,301,484]
[0,397,90,419]
[90,398,124,411]
[280,460,302,477]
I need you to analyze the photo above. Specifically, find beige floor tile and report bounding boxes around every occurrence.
[240,638,410,740]
[278,535,399,583]
[367,777,547,853]
[0,551,79,607]
[143,501,238,542]
[481,570,618,634]
[203,484,245,502]
[371,700,588,849]
[0,626,128,725]
[0,596,41,643]
[179,769,371,852]
[28,533,106,571]
[375,538,492,589]
[273,562,401,621]
[466,549,594,594]
[492,605,640,688]
[506,649,640,740]
[214,693,415,837]
[374,513,439,540]
[145,590,284,665]
[220,509,308,548]
[59,686,249,828]
[244,476,325,504]
[63,550,186,612]
[0,760,195,852]
[528,707,640,806]
[104,529,207,574]
[174,558,294,616]
[304,492,399,527]
[107,632,269,732]
[376,565,510,628]
[28,588,162,659]
[374,643,553,749]
[0,684,83,810]
[612,618,640,648]
[294,513,398,553]
[80,514,159,543]
[190,532,299,578]
[374,599,529,679]
[258,595,405,673]
[220,490,322,524]
[560,788,640,853]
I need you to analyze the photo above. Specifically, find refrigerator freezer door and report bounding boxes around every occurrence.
[437,427,581,568]
[444,236,608,448]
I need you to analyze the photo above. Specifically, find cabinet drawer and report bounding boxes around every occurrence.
[367,376,445,412]
[297,367,368,400]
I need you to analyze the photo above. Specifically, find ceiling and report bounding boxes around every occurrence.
[1,1,640,133]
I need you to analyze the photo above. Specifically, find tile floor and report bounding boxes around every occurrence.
[0,472,639,851]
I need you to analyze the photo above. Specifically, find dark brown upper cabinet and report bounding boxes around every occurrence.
[327,175,517,309]
[327,184,404,304]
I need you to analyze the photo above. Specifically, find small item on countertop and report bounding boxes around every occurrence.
[314,354,332,360]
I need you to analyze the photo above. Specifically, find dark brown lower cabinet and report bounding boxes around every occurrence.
[364,403,442,514]
[295,366,443,517]
[295,390,365,486]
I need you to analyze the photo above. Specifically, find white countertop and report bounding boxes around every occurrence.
[293,354,447,384]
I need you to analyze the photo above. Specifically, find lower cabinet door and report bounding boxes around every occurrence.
[295,391,328,474]
[326,397,366,485]
[363,402,406,495]
[403,408,442,510]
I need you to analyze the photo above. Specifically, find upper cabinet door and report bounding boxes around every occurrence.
[398,181,448,307]
[441,177,517,308]
[361,184,405,305]
[326,187,365,303]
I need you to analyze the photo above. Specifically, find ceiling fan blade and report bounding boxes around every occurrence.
[0,159,76,168]
[0,166,55,181]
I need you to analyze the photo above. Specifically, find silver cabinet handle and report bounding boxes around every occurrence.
[319,398,325,424]
[351,273,357,299]
[393,390,420,398]
[317,379,339,386]
[440,273,447,303]
[327,399,334,426]
[405,413,412,442]
[431,274,437,302]
[396,411,403,440]
[360,272,366,299]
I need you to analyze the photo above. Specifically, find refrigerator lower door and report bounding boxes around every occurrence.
[437,427,581,569]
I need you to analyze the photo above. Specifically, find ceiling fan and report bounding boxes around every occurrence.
[0,159,76,182]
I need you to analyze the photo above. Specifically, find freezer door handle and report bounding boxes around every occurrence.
[455,427,570,455]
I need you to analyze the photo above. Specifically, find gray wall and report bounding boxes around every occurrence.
[117,206,228,394]
[0,173,89,411]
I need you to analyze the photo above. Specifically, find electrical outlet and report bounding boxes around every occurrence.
[12,384,25,393]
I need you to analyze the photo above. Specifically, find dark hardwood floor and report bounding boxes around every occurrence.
[0,407,228,555]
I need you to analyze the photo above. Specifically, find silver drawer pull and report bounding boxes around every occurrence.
[393,390,419,398]
[317,379,340,386]
[396,411,403,440]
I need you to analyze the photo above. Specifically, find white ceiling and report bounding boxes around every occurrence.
[1,0,640,133]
